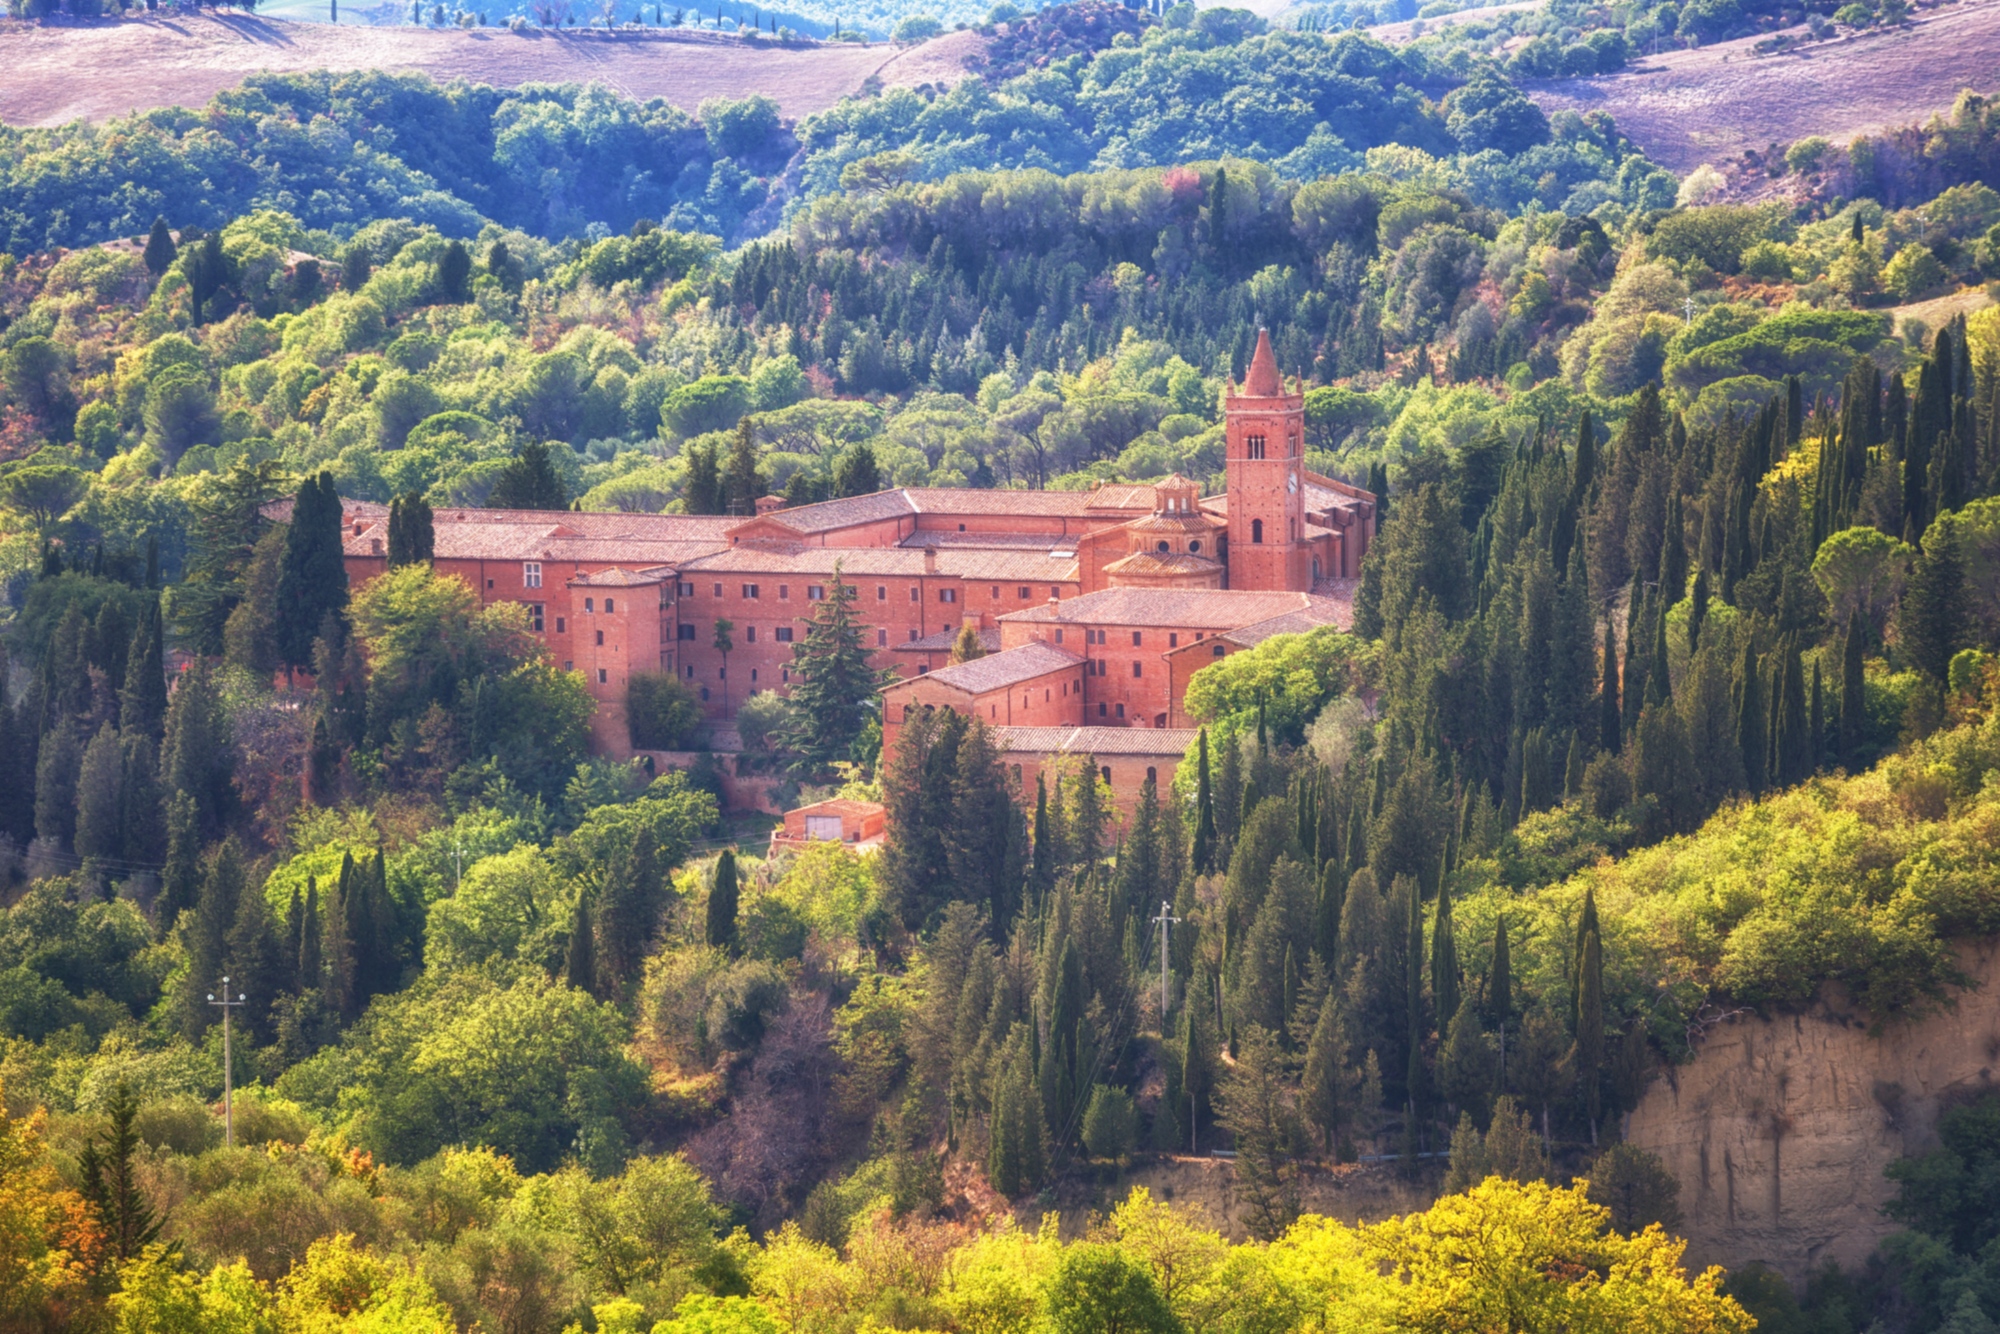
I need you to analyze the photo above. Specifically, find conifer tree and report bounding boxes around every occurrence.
[226,868,284,1043]
[988,1026,1044,1195]
[299,876,323,991]
[1839,609,1866,761]
[160,658,229,836]
[780,565,888,772]
[1771,644,1810,788]
[118,732,165,868]
[486,442,569,511]
[947,622,985,665]
[1029,773,1057,909]
[1215,1025,1301,1241]
[142,217,177,276]
[1576,922,1605,1143]
[1315,857,1344,971]
[157,792,201,937]
[1301,990,1362,1157]
[72,722,124,865]
[77,1081,162,1262]
[1899,514,1965,683]
[1437,994,1496,1122]
[1736,640,1767,794]
[326,852,359,1020]
[832,441,881,498]
[1178,969,1217,1151]
[1809,659,1824,772]
[721,419,765,516]
[1486,915,1513,1032]
[275,472,350,673]
[184,839,246,1038]
[1688,567,1710,653]
[1192,729,1218,874]
[682,440,722,515]
[706,848,740,950]
[119,599,168,738]
[1430,886,1459,1031]
[33,721,82,851]
[387,493,435,566]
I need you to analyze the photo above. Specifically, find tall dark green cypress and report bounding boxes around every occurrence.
[1486,915,1512,1030]
[142,217,177,276]
[274,472,349,673]
[1193,729,1218,875]
[1839,609,1866,762]
[1315,858,1344,970]
[565,892,597,993]
[299,876,323,992]
[706,848,740,950]
[1576,923,1605,1142]
[1736,640,1767,794]
[1599,619,1621,754]
[1404,876,1425,1116]
[119,599,168,738]
[326,852,359,1020]
[1430,887,1459,1035]
[1898,516,1965,683]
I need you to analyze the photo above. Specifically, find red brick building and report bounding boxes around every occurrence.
[320,329,1372,782]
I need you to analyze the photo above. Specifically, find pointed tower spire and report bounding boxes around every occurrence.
[1245,328,1282,397]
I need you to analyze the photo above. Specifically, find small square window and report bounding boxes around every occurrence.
[1132,661,1142,678]
[1055,629,1064,644]
[713,583,723,597]
[679,581,695,596]
[1169,633,1178,648]
[1098,702,1107,716]
[776,626,794,643]
[1115,704,1125,718]
[808,585,825,601]
[910,587,920,602]
[524,562,542,589]
[742,584,760,599]
[686,665,694,678]
[940,588,957,603]
[564,660,573,671]
[909,629,920,641]
[1018,586,1030,598]
[1213,644,1226,657]
[991,585,1000,599]
[487,579,494,589]
[750,668,758,682]
[700,685,710,700]
[678,623,696,641]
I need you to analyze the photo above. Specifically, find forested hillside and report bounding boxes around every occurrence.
[4,2,2000,1329]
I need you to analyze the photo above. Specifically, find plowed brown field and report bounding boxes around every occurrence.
[0,13,983,126]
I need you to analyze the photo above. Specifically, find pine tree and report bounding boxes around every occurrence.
[142,217,177,276]
[832,441,881,498]
[565,891,597,993]
[1215,1025,1301,1241]
[1404,873,1425,1117]
[721,419,765,517]
[77,1081,162,1262]
[487,442,570,511]
[706,848,740,950]
[779,564,888,771]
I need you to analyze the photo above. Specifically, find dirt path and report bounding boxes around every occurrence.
[0,13,984,127]
[1525,0,2000,173]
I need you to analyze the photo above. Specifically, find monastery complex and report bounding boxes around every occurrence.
[330,332,1376,812]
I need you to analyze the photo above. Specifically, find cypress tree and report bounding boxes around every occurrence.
[1599,619,1621,754]
[1486,915,1513,1031]
[1772,644,1809,787]
[1569,887,1599,1031]
[1192,730,1218,875]
[226,868,284,1043]
[33,722,83,851]
[1315,858,1344,971]
[72,722,125,865]
[1646,600,1672,708]
[1809,660,1824,772]
[157,792,201,937]
[438,240,473,303]
[274,472,349,673]
[300,876,323,991]
[160,658,228,836]
[326,852,359,1020]
[142,217,177,276]
[1688,567,1710,654]
[721,419,765,517]
[119,732,165,867]
[1576,923,1605,1143]
[1898,516,1965,683]
[184,839,246,1038]
[706,848,740,949]
[387,493,434,566]
[1030,774,1056,908]
[683,440,722,515]
[1736,640,1767,794]
[1430,887,1459,1035]
[119,599,168,738]
[1839,609,1865,762]
[1657,491,1687,602]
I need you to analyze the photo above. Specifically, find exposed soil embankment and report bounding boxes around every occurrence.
[1625,939,2000,1279]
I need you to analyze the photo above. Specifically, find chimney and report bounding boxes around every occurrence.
[370,537,383,555]
[353,519,365,536]
[923,547,937,575]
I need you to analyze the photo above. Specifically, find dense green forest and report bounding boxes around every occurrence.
[5,1,2000,1328]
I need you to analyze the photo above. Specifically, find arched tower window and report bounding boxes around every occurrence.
[1251,518,1264,544]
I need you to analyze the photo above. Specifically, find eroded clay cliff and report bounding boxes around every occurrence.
[1626,938,2000,1278]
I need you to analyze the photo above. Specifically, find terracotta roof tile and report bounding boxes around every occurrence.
[895,626,1002,654]
[1102,551,1224,577]
[890,640,1084,696]
[1000,588,1336,630]
[568,566,676,587]
[990,725,1201,756]
[680,547,1079,582]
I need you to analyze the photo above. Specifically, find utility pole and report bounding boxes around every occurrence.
[1150,899,1180,1026]
[1682,296,1697,326]
[207,977,247,1148]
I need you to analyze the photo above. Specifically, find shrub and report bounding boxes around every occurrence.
[629,673,702,751]
[1882,244,1947,301]
[891,13,942,40]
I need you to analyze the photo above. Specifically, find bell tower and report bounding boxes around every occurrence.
[1223,329,1310,591]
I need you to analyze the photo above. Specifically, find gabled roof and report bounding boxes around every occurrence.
[885,640,1085,696]
[990,725,1201,757]
[895,626,1002,654]
[1000,588,1338,630]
